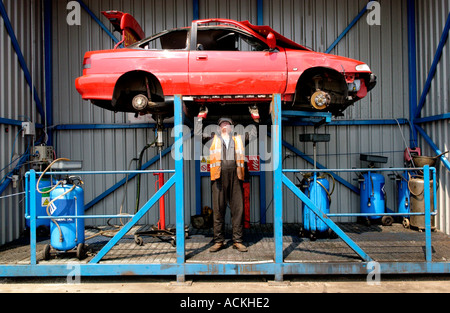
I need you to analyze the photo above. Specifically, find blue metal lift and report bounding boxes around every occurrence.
[1,94,449,282]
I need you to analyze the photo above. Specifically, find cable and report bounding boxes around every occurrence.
[10,127,24,163]
[135,136,158,214]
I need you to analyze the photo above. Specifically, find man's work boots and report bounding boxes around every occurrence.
[233,242,248,252]
[209,242,225,253]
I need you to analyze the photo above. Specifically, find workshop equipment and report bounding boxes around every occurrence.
[395,171,411,228]
[37,159,87,260]
[298,133,336,240]
[44,176,86,260]
[358,154,393,226]
[412,151,448,168]
[409,176,436,231]
[133,119,187,247]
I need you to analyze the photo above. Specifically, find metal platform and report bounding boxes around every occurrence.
[2,223,450,266]
[1,95,449,280]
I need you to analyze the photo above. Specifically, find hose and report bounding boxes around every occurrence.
[36,158,70,194]
[135,136,158,214]
[36,158,78,243]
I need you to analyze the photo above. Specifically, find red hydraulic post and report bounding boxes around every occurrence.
[155,172,166,230]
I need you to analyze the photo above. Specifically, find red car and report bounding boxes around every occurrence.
[76,12,376,122]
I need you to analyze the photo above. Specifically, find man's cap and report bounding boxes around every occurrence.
[218,117,233,125]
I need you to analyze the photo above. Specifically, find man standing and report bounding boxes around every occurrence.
[209,117,248,252]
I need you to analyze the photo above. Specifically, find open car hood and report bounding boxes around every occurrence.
[240,20,312,51]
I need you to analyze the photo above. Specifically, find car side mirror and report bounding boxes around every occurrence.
[267,32,277,50]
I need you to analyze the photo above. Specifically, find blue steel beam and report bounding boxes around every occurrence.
[173,95,185,273]
[415,11,450,119]
[415,113,450,124]
[0,0,46,121]
[326,2,369,54]
[76,0,120,44]
[2,262,450,278]
[44,0,53,146]
[193,0,199,20]
[271,94,284,282]
[257,0,264,26]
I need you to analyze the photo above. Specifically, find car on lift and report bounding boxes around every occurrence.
[75,12,377,123]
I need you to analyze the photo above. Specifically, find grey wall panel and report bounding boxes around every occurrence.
[199,0,258,22]
[416,0,450,118]
[0,0,45,245]
[415,0,450,235]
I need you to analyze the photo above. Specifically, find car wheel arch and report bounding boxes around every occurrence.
[112,70,164,110]
[294,66,348,105]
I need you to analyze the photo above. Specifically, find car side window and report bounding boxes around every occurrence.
[196,29,269,52]
[138,30,188,50]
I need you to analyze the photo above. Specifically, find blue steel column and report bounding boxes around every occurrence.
[407,0,418,148]
[174,95,186,281]
[423,166,432,263]
[29,170,37,265]
[257,0,263,25]
[271,94,284,281]
[44,0,53,146]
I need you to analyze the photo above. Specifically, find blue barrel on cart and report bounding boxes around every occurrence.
[302,177,330,234]
[49,184,85,251]
[359,172,385,220]
[397,171,410,217]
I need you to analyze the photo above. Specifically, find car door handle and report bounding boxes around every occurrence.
[197,55,208,60]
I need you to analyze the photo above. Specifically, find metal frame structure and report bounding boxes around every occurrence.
[1,94,449,282]
[1,0,450,279]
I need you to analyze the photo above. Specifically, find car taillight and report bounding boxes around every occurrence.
[83,57,91,72]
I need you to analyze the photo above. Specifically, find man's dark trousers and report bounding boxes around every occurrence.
[211,168,244,244]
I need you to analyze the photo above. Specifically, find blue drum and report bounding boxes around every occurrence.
[359,172,386,220]
[49,184,85,252]
[301,175,335,240]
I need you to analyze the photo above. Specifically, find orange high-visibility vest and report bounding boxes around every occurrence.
[210,135,245,181]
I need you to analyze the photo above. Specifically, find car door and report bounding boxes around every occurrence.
[188,27,287,96]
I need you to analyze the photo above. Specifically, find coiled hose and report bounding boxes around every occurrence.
[36,158,82,242]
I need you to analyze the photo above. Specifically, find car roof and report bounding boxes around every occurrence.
[130,19,312,51]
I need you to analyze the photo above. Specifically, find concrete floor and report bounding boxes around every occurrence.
[1,275,450,293]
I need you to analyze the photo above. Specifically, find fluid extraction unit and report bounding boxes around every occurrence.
[298,134,336,240]
[36,159,87,260]
[357,154,393,226]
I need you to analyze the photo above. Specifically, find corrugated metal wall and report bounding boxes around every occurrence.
[2,0,448,245]
[50,0,415,228]
[0,0,45,245]
[415,0,450,234]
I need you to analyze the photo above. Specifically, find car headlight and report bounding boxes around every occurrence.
[356,64,371,72]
